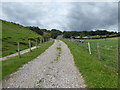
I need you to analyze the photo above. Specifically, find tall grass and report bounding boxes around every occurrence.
[75,38,118,69]
[63,40,118,88]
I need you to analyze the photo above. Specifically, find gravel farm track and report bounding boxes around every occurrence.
[1,40,86,88]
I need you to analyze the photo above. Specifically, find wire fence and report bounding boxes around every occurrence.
[17,38,51,58]
[2,38,51,59]
[63,38,118,69]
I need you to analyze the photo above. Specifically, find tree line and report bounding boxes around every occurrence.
[26,26,62,39]
[63,30,119,38]
[26,26,119,39]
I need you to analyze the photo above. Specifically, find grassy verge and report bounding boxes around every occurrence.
[1,40,54,80]
[62,40,118,88]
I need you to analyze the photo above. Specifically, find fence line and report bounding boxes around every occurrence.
[67,39,102,59]
[1,38,51,60]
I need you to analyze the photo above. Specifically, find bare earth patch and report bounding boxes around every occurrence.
[2,40,86,88]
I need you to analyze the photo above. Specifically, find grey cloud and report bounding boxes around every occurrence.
[1,2,118,31]
[67,2,118,31]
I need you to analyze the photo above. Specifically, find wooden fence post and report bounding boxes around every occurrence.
[39,39,41,47]
[29,40,32,52]
[88,42,91,54]
[36,39,38,48]
[39,39,41,45]
[39,39,41,44]
[97,41,101,59]
[18,42,20,58]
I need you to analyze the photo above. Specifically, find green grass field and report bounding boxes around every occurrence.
[90,34,118,38]
[63,39,118,88]
[1,40,54,80]
[75,38,118,70]
[2,20,41,57]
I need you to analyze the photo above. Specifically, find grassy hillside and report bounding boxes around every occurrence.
[2,20,41,57]
[0,20,2,58]
[63,40,117,88]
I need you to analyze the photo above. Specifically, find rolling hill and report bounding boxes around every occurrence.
[2,20,41,57]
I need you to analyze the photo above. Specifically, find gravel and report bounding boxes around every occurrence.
[2,40,86,88]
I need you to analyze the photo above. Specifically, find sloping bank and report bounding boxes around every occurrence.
[1,40,54,80]
[62,40,117,88]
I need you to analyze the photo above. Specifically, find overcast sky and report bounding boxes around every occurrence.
[1,2,118,31]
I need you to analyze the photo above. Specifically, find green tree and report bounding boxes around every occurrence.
[43,33,51,39]
[50,29,62,39]
[27,26,43,35]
